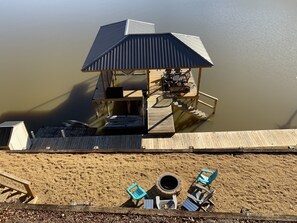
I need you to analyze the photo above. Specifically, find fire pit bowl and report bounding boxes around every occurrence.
[156,172,181,198]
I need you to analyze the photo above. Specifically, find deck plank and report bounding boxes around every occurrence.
[147,94,175,134]
[30,129,297,151]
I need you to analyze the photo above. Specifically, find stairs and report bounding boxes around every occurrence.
[172,98,208,120]
[0,171,37,204]
[0,186,22,203]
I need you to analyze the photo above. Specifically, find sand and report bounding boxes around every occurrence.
[0,152,296,215]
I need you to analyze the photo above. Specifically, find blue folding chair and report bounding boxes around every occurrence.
[196,169,218,188]
[126,183,147,206]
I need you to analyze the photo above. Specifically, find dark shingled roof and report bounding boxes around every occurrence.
[82,19,213,72]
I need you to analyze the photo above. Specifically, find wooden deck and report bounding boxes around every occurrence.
[29,129,297,151]
[147,95,175,134]
[143,129,297,149]
[146,69,199,134]
[31,135,143,150]
[147,70,175,134]
[148,69,198,98]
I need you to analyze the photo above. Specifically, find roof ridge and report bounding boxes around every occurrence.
[171,32,198,37]
[126,19,155,26]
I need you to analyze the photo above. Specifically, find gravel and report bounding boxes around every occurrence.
[0,206,290,223]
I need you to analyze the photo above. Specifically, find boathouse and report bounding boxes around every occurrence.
[82,19,218,134]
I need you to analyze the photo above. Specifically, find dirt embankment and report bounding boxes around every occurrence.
[0,152,296,215]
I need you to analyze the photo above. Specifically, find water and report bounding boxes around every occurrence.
[1,0,297,132]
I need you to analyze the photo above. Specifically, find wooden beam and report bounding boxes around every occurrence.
[106,101,110,116]
[147,70,150,95]
[142,96,145,127]
[195,68,202,109]
[197,67,202,96]
[92,101,100,118]
[100,72,107,99]
[106,71,111,86]
[111,71,115,86]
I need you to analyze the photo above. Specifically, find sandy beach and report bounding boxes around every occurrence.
[0,152,296,214]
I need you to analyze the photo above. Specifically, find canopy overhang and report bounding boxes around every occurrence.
[82,20,213,72]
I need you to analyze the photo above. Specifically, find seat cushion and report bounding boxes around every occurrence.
[144,199,154,209]
[182,198,199,211]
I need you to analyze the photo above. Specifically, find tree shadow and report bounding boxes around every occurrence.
[276,109,297,129]
[0,76,98,132]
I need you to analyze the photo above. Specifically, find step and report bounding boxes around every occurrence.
[172,99,208,120]
[0,189,13,202]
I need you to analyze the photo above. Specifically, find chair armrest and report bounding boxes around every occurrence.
[187,192,199,203]
[172,195,178,209]
[195,184,211,193]
[156,196,161,209]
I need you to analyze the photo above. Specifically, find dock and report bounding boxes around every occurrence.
[28,129,297,151]
[146,69,201,134]
[147,95,175,134]
[147,70,175,134]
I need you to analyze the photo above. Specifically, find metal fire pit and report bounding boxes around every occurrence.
[156,172,181,198]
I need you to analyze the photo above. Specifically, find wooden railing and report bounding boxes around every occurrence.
[198,91,219,115]
[0,170,36,202]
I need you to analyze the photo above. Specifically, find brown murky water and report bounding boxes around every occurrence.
[1,0,297,132]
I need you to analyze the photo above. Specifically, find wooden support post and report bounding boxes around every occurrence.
[114,70,117,81]
[106,71,110,86]
[111,71,115,87]
[106,101,110,116]
[92,100,100,118]
[195,67,202,109]
[142,96,145,127]
[213,99,218,114]
[197,68,202,95]
[101,72,107,99]
[147,70,150,96]
[24,184,35,198]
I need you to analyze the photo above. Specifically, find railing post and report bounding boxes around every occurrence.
[198,91,218,115]
[24,183,35,198]
[147,69,150,96]
[213,99,218,114]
